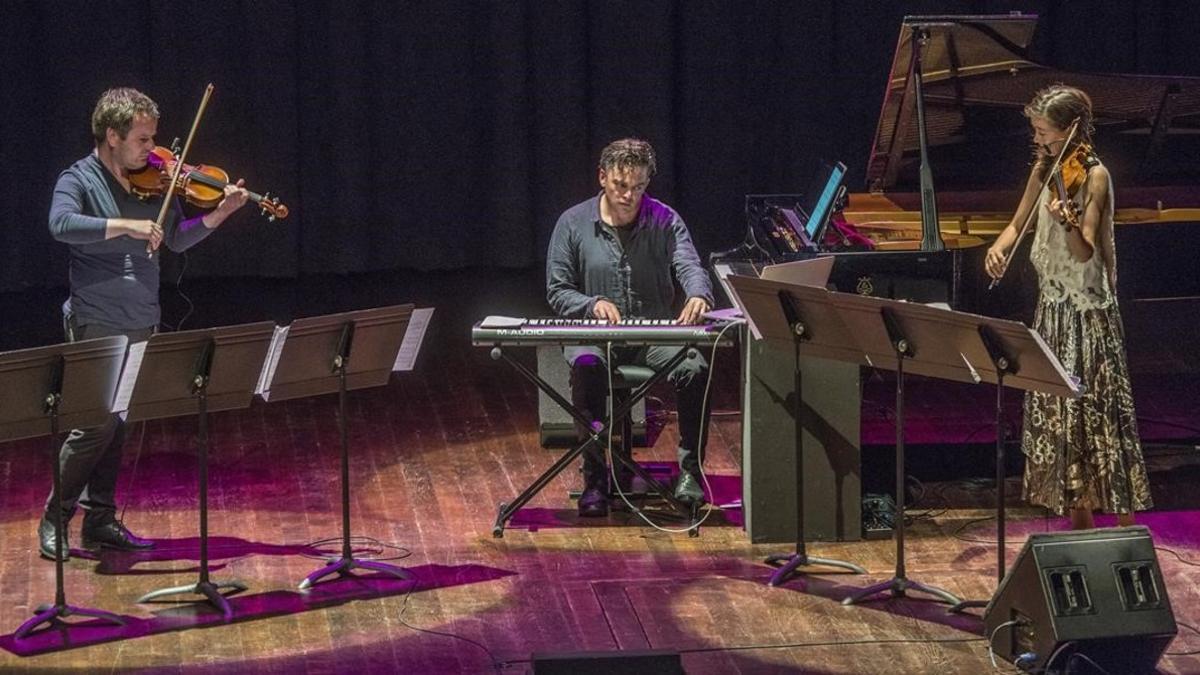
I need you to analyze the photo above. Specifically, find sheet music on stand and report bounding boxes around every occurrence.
[255,326,291,401]
[714,257,834,340]
[255,304,418,403]
[111,340,147,417]
[393,307,434,372]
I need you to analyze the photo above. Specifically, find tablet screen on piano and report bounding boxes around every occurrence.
[798,161,847,249]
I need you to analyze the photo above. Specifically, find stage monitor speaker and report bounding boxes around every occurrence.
[984,525,1177,674]
[531,649,683,674]
[536,345,646,448]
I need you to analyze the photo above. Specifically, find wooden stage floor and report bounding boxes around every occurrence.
[2,284,1200,673]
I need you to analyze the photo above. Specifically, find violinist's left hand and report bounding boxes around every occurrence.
[204,179,250,229]
[1048,198,1080,229]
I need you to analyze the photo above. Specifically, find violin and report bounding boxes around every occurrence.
[129,146,289,221]
[988,118,1088,290]
[1049,142,1097,229]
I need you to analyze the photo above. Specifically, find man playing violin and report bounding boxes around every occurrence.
[546,138,714,517]
[984,85,1150,531]
[39,87,250,560]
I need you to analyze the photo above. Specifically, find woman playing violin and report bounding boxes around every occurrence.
[985,85,1151,531]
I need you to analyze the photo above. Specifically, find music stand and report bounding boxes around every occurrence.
[728,276,868,585]
[258,305,415,590]
[0,337,128,638]
[832,293,992,607]
[946,315,1081,612]
[130,322,276,620]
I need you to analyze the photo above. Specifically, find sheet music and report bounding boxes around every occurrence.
[255,325,290,401]
[393,307,435,371]
[702,307,745,322]
[1030,329,1085,397]
[760,256,834,287]
[479,315,525,329]
[112,340,148,417]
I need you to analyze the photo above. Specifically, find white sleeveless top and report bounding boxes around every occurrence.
[1028,163,1116,310]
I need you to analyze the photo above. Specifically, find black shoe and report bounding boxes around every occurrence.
[38,517,69,562]
[578,487,609,517]
[674,473,706,505]
[82,520,155,551]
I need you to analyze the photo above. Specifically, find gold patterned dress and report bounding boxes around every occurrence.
[1021,161,1152,515]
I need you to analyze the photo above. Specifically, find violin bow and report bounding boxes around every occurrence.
[148,83,215,257]
[987,117,1081,290]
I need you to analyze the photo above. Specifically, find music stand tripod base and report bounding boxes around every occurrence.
[299,556,412,591]
[137,580,247,621]
[841,576,963,606]
[15,602,126,640]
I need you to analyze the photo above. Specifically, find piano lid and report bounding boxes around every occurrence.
[867,14,1200,192]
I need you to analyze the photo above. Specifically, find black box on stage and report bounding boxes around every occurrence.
[536,345,646,448]
[984,526,1177,674]
[531,649,683,674]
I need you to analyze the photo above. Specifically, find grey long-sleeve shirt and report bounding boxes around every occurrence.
[546,193,713,320]
[49,153,215,329]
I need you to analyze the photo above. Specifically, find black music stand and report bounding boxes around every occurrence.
[727,278,867,585]
[832,296,989,607]
[484,338,709,538]
[947,318,1080,612]
[0,337,129,639]
[130,322,276,620]
[258,305,415,590]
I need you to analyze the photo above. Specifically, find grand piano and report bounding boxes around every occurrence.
[728,14,1200,544]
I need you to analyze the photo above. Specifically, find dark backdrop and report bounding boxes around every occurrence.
[3,0,1198,293]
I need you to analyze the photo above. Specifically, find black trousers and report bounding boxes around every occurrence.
[565,344,711,489]
[44,320,153,526]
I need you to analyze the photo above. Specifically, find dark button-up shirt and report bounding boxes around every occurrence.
[546,193,713,320]
[48,154,213,329]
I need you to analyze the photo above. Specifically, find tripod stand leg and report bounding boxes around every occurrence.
[299,557,354,590]
[949,598,988,613]
[299,556,412,591]
[137,579,247,621]
[14,603,127,639]
[841,576,962,606]
[767,554,867,587]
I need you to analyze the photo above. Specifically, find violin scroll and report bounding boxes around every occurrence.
[258,193,289,222]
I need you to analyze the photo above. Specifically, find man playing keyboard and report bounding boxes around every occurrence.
[546,138,714,517]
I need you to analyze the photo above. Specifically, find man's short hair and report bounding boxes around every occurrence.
[599,138,656,176]
[91,87,159,144]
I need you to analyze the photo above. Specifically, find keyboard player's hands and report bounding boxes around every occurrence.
[677,297,711,325]
[592,299,622,324]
